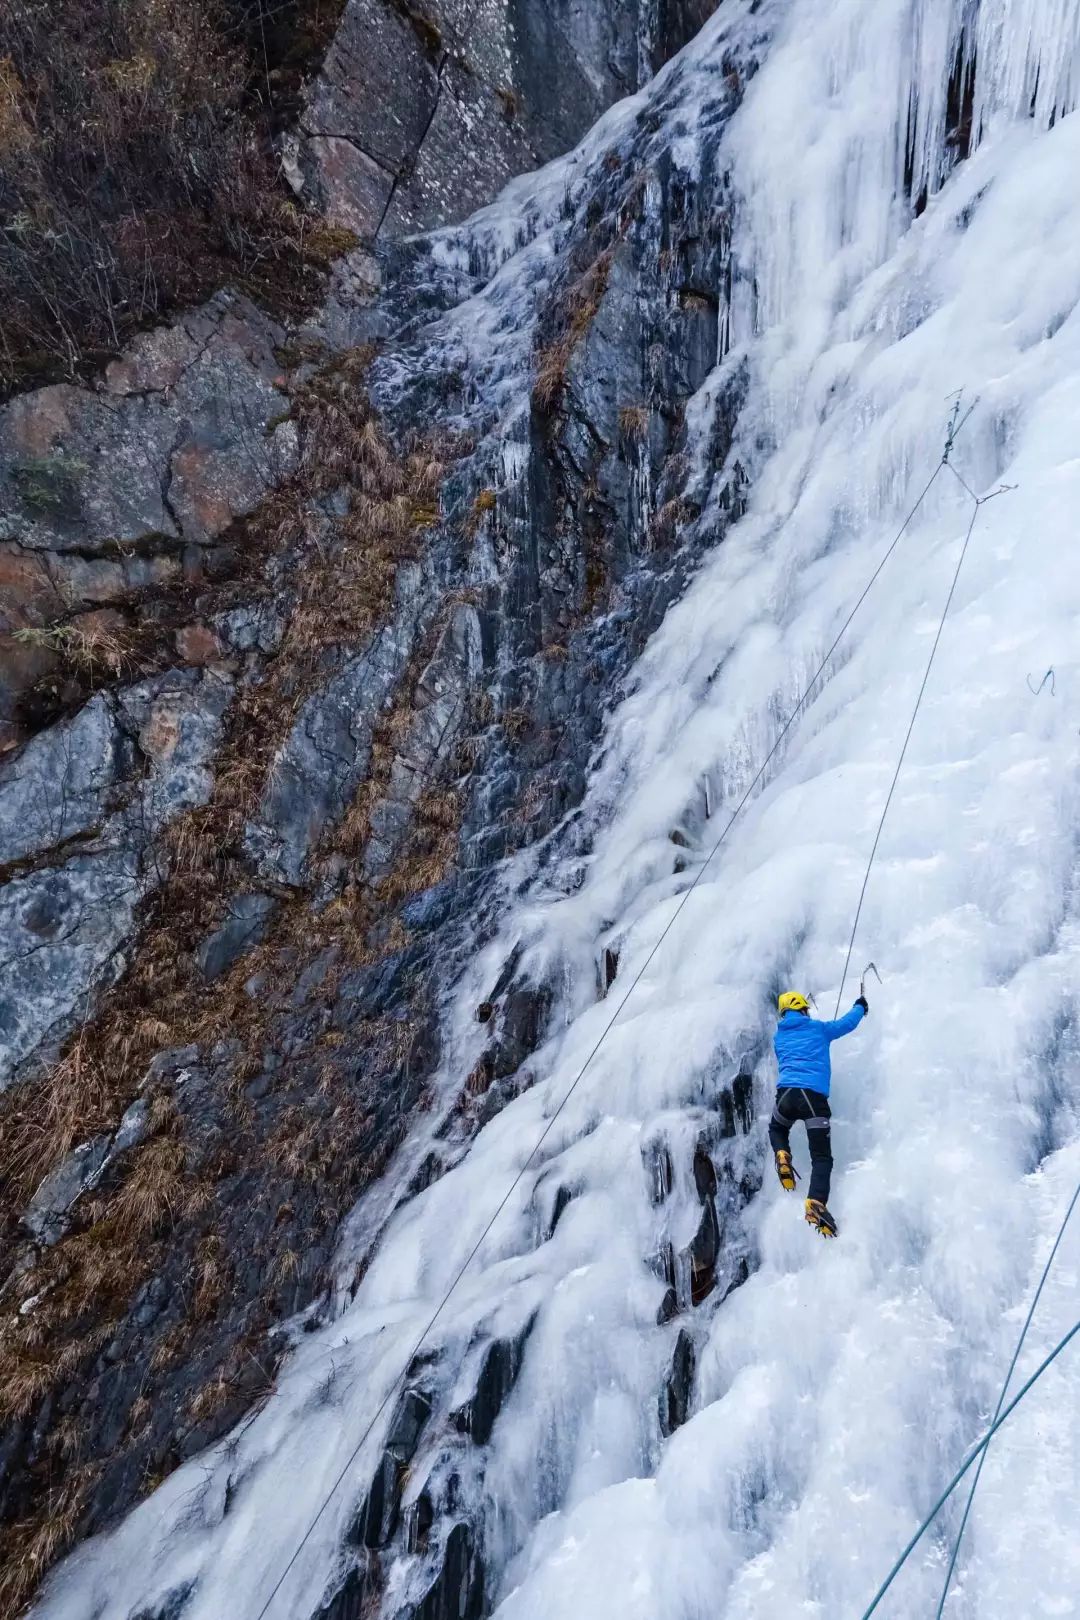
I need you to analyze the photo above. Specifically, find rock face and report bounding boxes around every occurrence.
[22,1098,149,1246]
[0,1,762,1612]
[0,292,295,754]
[297,0,724,239]
[0,669,231,1088]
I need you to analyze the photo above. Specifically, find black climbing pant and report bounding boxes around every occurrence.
[768,1086,833,1204]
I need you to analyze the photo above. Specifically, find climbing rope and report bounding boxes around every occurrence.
[251,423,972,1617]
[934,1176,1080,1616]
[860,1315,1080,1618]
[825,414,1080,1615]
[834,457,1012,1013]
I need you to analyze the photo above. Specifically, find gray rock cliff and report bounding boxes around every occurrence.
[0,1,750,1612]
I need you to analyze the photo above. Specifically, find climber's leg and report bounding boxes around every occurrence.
[769,1089,799,1191]
[804,1106,833,1205]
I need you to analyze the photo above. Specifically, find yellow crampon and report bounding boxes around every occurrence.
[774,1149,797,1192]
[805,1198,838,1239]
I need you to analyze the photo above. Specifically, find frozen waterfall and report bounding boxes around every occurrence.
[31,2,1080,1618]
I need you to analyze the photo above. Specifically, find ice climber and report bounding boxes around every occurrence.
[769,990,867,1238]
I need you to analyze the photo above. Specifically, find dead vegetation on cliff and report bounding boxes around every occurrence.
[532,247,615,411]
[0,346,462,1614]
[0,0,349,397]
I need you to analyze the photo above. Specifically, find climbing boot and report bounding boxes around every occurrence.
[774,1149,797,1192]
[804,1198,838,1239]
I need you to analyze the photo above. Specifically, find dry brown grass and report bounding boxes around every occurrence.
[583,537,609,617]
[466,487,497,535]
[110,1136,186,1234]
[12,613,133,679]
[518,776,551,826]
[501,707,530,741]
[650,495,694,548]
[281,350,446,664]
[373,788,460,909]
[0,1463,100,1616]
[271,1246,301,1286]
[533,343,572,410]
[148,1324,189,1376]
[495,84,521,123]
[124,1395,152,1441]
[0,349,448,1218]
[0,345,466,1610]
[186,1370,234,1428]
[0,0,349,397]
[532,249,615,412]
[618,404,649,442]
[466,1059,494,1097]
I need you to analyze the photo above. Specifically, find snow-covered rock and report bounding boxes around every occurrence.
[19,4,1080,1619]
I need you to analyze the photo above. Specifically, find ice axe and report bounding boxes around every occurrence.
[859,961,882,1000]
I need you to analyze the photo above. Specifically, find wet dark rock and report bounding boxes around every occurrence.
[22,1135,111,1245]
[357,1453,404,1551]
[0,692,122,866]
[650,1241,677,1292]
[362,605,482,885]
[0,294,295,559]
[406,1346,443,1382]
[313,1561,375,1620]
[400,880,457,932]
[0,671,230,1089]
[0,846,142,1089]
[643,1136,675,1204]
[722,1255,751,1302]
[487,983,553,1082]
[407,1151,445,1198]
[131,1276,170,1331]
[717,1070,755,1137]
[196,894,278,981]
[452,1320,533,1447]
[388,1387,434,1454]
[410,1521,484,1620]
[659,1327,696,1436]
[299,0,722,241]
[22,1092,153,1246]
[690,1195,721,1276]
[656,0,721,64]
[355,1387,434,1550]
[688,1189,721,1307]
[485,945,523,1004]
[144,1044,201,1086]
[656,1286,679,1326]
[215,602,286,657]
[246,577,436,886]
[547,1183,574,1238]
[131,1586,196,1620]
[693,1144,718,1202]
[405,1491,435,1553]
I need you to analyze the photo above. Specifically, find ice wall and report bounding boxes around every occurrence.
[28,2,1080,1618]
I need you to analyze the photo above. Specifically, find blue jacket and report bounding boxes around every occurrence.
[773,1004,865,1098]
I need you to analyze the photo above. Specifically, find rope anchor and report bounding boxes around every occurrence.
[942,390,978,464]
[833,407,1016,1016]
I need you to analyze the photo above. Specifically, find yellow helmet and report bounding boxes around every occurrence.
[778,990,810,1015]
